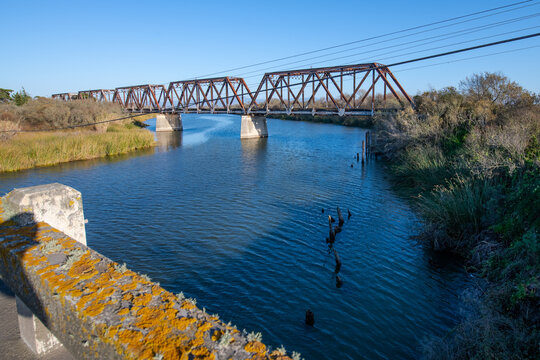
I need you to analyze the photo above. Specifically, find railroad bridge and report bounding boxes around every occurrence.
[52,63,412,137]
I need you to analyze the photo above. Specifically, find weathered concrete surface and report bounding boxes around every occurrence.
[2,183,86,246]
[17,295,61,353]
[241,115,268,139]
[0,277,73,360]
[156,114,183,132]
[0,192,294,360]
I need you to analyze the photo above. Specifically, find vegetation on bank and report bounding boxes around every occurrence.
[270,114,373,127]
[0,93,155,172]
[374,72,539,359]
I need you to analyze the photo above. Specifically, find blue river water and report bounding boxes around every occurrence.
[0,115,472,359]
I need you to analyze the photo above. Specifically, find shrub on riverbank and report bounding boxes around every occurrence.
[0,97,156,172]
[0,124,155,172]
[0,97,124,131]
[374,72,539,359]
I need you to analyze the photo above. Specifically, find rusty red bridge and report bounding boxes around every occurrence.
[52,63,413,137]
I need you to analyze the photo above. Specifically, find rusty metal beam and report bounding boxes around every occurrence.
[52,62,413,115]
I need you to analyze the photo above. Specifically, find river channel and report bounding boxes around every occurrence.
[0,115,472,359]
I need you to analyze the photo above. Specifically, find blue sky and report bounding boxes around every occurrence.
[1,0,539,97]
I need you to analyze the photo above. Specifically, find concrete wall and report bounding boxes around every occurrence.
[0,184,293,360]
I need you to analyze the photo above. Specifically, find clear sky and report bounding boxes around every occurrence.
[1,0,539,97]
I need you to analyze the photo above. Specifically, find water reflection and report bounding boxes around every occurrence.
[240,137,268,160]
[155,131,183,152]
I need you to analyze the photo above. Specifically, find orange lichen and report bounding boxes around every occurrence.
[245,341,267,356]
[0,209,278,360]
[118,308,130,316]
[67,253,99,280]
[211,329,223,342]
[181,301,197,310]
[133,293,153,307]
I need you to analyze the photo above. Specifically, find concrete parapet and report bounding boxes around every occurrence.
[3,183,86,246]
[0,185,294,360]
[241,115,268,139]
[156,114,183,132]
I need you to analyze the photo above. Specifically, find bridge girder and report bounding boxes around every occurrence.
[52,63,413,115]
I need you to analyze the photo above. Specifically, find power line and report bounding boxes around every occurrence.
[10,30,537,134]
[193,0,535,78]
[168,32,540,106]
[393,44,540,73]
[237,12,539,81]
[239,17,540,88]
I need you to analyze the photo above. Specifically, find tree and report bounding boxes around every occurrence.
[0,88,13,103]
[459,72,527,106]
[11,88,31,106]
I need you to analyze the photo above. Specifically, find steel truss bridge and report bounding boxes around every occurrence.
[52,63,413,116]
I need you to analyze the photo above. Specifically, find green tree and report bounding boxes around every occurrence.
[0,88,13,103]
[11,88,31,106]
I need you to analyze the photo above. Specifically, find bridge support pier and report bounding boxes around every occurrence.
[3,183,87,355]
[156,114,183,132]
[240,115,268,139]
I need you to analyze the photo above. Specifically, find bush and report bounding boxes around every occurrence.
[15,98,124,130]
[373,72,540,359]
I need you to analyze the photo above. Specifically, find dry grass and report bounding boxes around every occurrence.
[0,125,155,172]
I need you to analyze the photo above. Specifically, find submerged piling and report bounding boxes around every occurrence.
[334,249,341,274]
[328,216,336,243]
[305,310,315,326]
[337,207,344,227]
[361,140,365,165]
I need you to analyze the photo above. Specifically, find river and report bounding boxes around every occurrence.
[0,115,472,359]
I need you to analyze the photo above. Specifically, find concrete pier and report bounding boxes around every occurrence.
[240,115,268,139]
[155,113,183,132]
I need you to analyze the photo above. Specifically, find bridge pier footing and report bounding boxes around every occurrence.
[240,115,268,139]
[156,114,183,132]
[3,183,87,355]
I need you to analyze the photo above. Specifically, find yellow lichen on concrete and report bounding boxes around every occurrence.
[67,253,99,280]
[0,203,288,360]
[245,341,267,356]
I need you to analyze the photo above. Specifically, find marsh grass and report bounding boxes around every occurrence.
[0,125,155,172]
[374,73,540,359]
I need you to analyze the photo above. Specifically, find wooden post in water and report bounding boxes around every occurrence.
[361,140,365,165]
[337,207,344,226]
[334,249,342,273]
[365,132,369,159]
[328,216,335,243]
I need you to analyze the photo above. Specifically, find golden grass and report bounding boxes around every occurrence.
[0,126,155,172]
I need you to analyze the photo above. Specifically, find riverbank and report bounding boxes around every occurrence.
[0,98,155,172]
[0,124,155,172]
[270,114,373,127]
[373,73,539,359]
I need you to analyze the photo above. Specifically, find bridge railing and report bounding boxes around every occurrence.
[0,183,292,359]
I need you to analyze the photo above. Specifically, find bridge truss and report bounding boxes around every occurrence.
[52,63,413,115]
